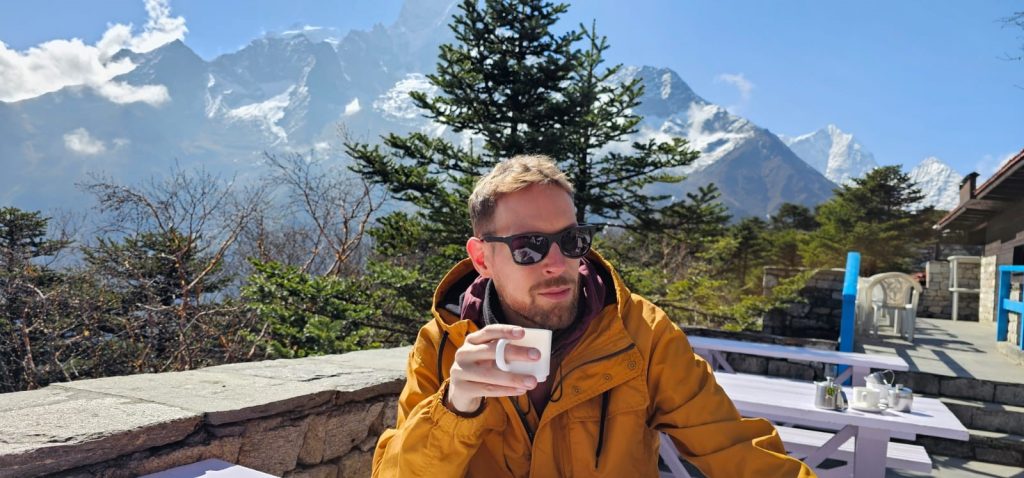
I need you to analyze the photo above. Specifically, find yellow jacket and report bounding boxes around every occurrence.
[373,251,815,477]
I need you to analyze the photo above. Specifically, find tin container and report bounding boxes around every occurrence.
[814,378,839,410]
[887,385,913,412]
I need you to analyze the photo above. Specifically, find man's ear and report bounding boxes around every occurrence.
[466,237,493,278]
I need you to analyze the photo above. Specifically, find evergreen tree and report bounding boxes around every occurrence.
[0,207,72,391]
[769,203,818,232]
[346,0,704,260]
[801,166,936,275]
[341,0,715,334]
[765,203,818,269]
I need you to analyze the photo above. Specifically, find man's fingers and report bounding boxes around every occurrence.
[455,364,538,389]
[453,379,528,398]
[464,324,525,345]
[457,342,539,364]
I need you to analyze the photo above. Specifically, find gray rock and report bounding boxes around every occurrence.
[55,370,336,426]
[337,449,373,478]
[971,406,1024,435]
[0,388,199,478]
[238,419,308,476]
[120,436,242,477]
[975,446,1023,467]
[285,463,339,478]
[941,377,995,402]
[324,402,384,461]
[299,415,328,465]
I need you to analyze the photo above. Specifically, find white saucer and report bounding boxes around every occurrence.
[850,403,885,413]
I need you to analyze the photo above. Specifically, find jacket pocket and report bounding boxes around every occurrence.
[564,378,658,476]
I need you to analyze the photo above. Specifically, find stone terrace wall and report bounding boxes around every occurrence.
[979,256,998,324]
[0,348,410,478]
[761,268,844,341]
[919,260,980,321]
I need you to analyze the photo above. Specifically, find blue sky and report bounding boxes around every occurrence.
[1,0,1021,179]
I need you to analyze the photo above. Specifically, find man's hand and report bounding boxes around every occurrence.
[447,324,541,413]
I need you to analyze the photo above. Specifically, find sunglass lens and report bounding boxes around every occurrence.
[560,228,592,258]
[509,234,549,264]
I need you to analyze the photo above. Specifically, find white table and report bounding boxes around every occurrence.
[688,335,909,386]
[139,459,276,478]
[715,372,969,478]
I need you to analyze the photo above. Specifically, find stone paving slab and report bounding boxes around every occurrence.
[56,369,338,426]
[0,387,200,477]
[202,347,408,405]
[858,318,1024,384]
[53,347,409,426]
[885,454,1024,477]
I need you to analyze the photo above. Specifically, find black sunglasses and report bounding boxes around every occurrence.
[482,224,598,265]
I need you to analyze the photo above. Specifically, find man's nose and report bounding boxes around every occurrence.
[541,243,569,274]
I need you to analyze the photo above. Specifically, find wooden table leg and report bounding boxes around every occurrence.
[852,426,890,478]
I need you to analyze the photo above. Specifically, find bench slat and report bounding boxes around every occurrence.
[688,336,909,371]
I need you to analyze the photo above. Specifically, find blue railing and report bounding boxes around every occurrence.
[996,265,1024,350]
[838,251,860,384]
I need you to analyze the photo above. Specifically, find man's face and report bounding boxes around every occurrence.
[469,183,581,331]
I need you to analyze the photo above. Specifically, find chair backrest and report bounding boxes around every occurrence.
[864,272,922,309]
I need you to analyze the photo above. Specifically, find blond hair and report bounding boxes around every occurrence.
[469,155,574,235]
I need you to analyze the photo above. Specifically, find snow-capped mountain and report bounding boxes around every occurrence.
[1,0,835,219]
[781,124,878,186]
[617,67,836,217]
[908,157,962,211]
[783,124,962,210]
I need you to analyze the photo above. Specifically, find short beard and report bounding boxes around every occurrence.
[502,277,580,331]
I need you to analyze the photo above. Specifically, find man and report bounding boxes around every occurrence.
[373,155,814,477]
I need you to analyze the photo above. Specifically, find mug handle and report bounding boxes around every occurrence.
[495,338,511,372]
[883,369,895,385]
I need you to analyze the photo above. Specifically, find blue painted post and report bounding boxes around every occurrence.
[838,252,861,384]
[996,265,1024,350]
[997,266,1010,342]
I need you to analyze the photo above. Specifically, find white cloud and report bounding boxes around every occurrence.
[344,98,361,116]
[63,128,107,155]
[0,0,185,103]
[95,81,170,106]
[715,73,755,101]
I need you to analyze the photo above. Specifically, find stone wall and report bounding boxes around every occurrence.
[918,260,980,321]
[0,348,409,478]
[979,255,998,323]
[761,267,844,341]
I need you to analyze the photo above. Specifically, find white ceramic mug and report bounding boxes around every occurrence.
[852,386,881,409]
[495,328,552,382]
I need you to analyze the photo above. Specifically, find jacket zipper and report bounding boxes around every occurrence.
[550,343,636,393]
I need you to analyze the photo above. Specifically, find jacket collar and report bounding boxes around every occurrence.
[429,249,633,347]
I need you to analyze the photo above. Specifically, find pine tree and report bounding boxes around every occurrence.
[346,0,704,261]
[340,0,719,334]
[800,166,936,275]
[0,207,72,391]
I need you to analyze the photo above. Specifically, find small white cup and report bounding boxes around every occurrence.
[852,386,881,409]
[495,328,552,382]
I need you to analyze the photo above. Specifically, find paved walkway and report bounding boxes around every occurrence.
[856,317,1024,384]
[886,455,1024,477]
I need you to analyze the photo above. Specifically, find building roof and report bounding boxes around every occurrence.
[935,147,1024,235]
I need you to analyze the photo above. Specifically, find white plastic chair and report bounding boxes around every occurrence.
[861,273,922,342]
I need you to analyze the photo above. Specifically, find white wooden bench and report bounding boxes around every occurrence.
[658,426,932,478]
[777,425,932,477]
[687,335,909,386]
